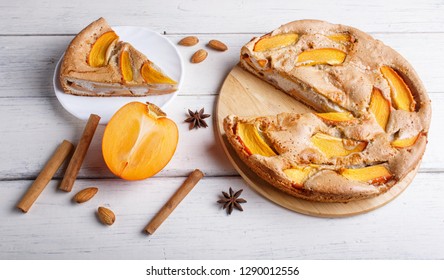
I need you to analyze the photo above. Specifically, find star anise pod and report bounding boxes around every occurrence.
[185,108,211,129]
[217,187,247,215]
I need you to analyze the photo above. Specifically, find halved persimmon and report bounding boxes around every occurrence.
[102,102,178,180]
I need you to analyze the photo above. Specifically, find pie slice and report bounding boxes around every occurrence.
[59,17,177,97]
[223,20,431,202]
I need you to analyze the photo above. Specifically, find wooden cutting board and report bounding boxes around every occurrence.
[215,65,419,217]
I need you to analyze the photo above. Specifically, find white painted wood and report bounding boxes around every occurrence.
[1,174,443,259]
[1,0,443,34]
[1,33,444,97]
[0,95,236,179]
[0,0,443,260]
[0,93,441,179]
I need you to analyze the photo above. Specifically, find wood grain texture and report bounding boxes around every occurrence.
[0,0,443,260]
[1,174,443,259]
[0,93,441,180]
[0,33,443,98]
[144,169,204,234]
[0,95,235,179]
[216,66,420,216]
[0,35,250,97]
[16,140,73,213]
[1,0,444,34]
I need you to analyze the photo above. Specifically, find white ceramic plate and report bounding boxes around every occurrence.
[53,26,183,124]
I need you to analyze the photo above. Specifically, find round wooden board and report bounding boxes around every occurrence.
[216,65,419,217]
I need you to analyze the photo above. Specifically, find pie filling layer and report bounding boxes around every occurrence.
[64,78,176,96]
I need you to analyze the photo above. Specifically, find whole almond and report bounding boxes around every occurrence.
[191,49,208,63]
[178,36,199,46]
[208,40,228,51]
[73,187,98,203]
[97,207,115,226]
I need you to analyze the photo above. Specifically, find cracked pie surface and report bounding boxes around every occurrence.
[224,19,431,202]
[59,17,177,97]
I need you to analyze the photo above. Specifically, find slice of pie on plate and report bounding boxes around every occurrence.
[223,19,431,202]
[59,17,177,97]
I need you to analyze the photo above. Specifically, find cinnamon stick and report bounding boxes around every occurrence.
[144,169,204,235]
[59,114,101,192]
[17,140,74,213]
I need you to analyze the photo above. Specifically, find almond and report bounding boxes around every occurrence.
[97,207,115,226]
[178,36,199,46]
[73,187,98,203]
[191,49,208,63]
[208,39,228,51]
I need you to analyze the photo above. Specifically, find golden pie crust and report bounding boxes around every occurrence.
[59,17,177,97]
[224,20,431,202]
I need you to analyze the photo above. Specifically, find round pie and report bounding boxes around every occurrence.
[223,19,431,202]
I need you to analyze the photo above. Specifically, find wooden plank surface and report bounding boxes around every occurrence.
[1,0,443,260]
[1,173,443,259]
[1,33,444,98]
[0,93,441,180]
[1,0,444,34]
[0,95,235,179]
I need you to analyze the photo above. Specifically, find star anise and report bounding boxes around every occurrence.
[217,188,247,215]
[185,108,211,129]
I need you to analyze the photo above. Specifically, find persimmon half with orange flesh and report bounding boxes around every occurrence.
[102,102,178,180]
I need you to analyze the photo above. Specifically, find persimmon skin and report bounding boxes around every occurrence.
[102,102,178,180]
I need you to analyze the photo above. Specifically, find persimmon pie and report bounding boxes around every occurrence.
[223,20,431,202]
[60,17,177,96]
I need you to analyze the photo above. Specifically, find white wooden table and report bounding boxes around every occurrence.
[1,0,444,259]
